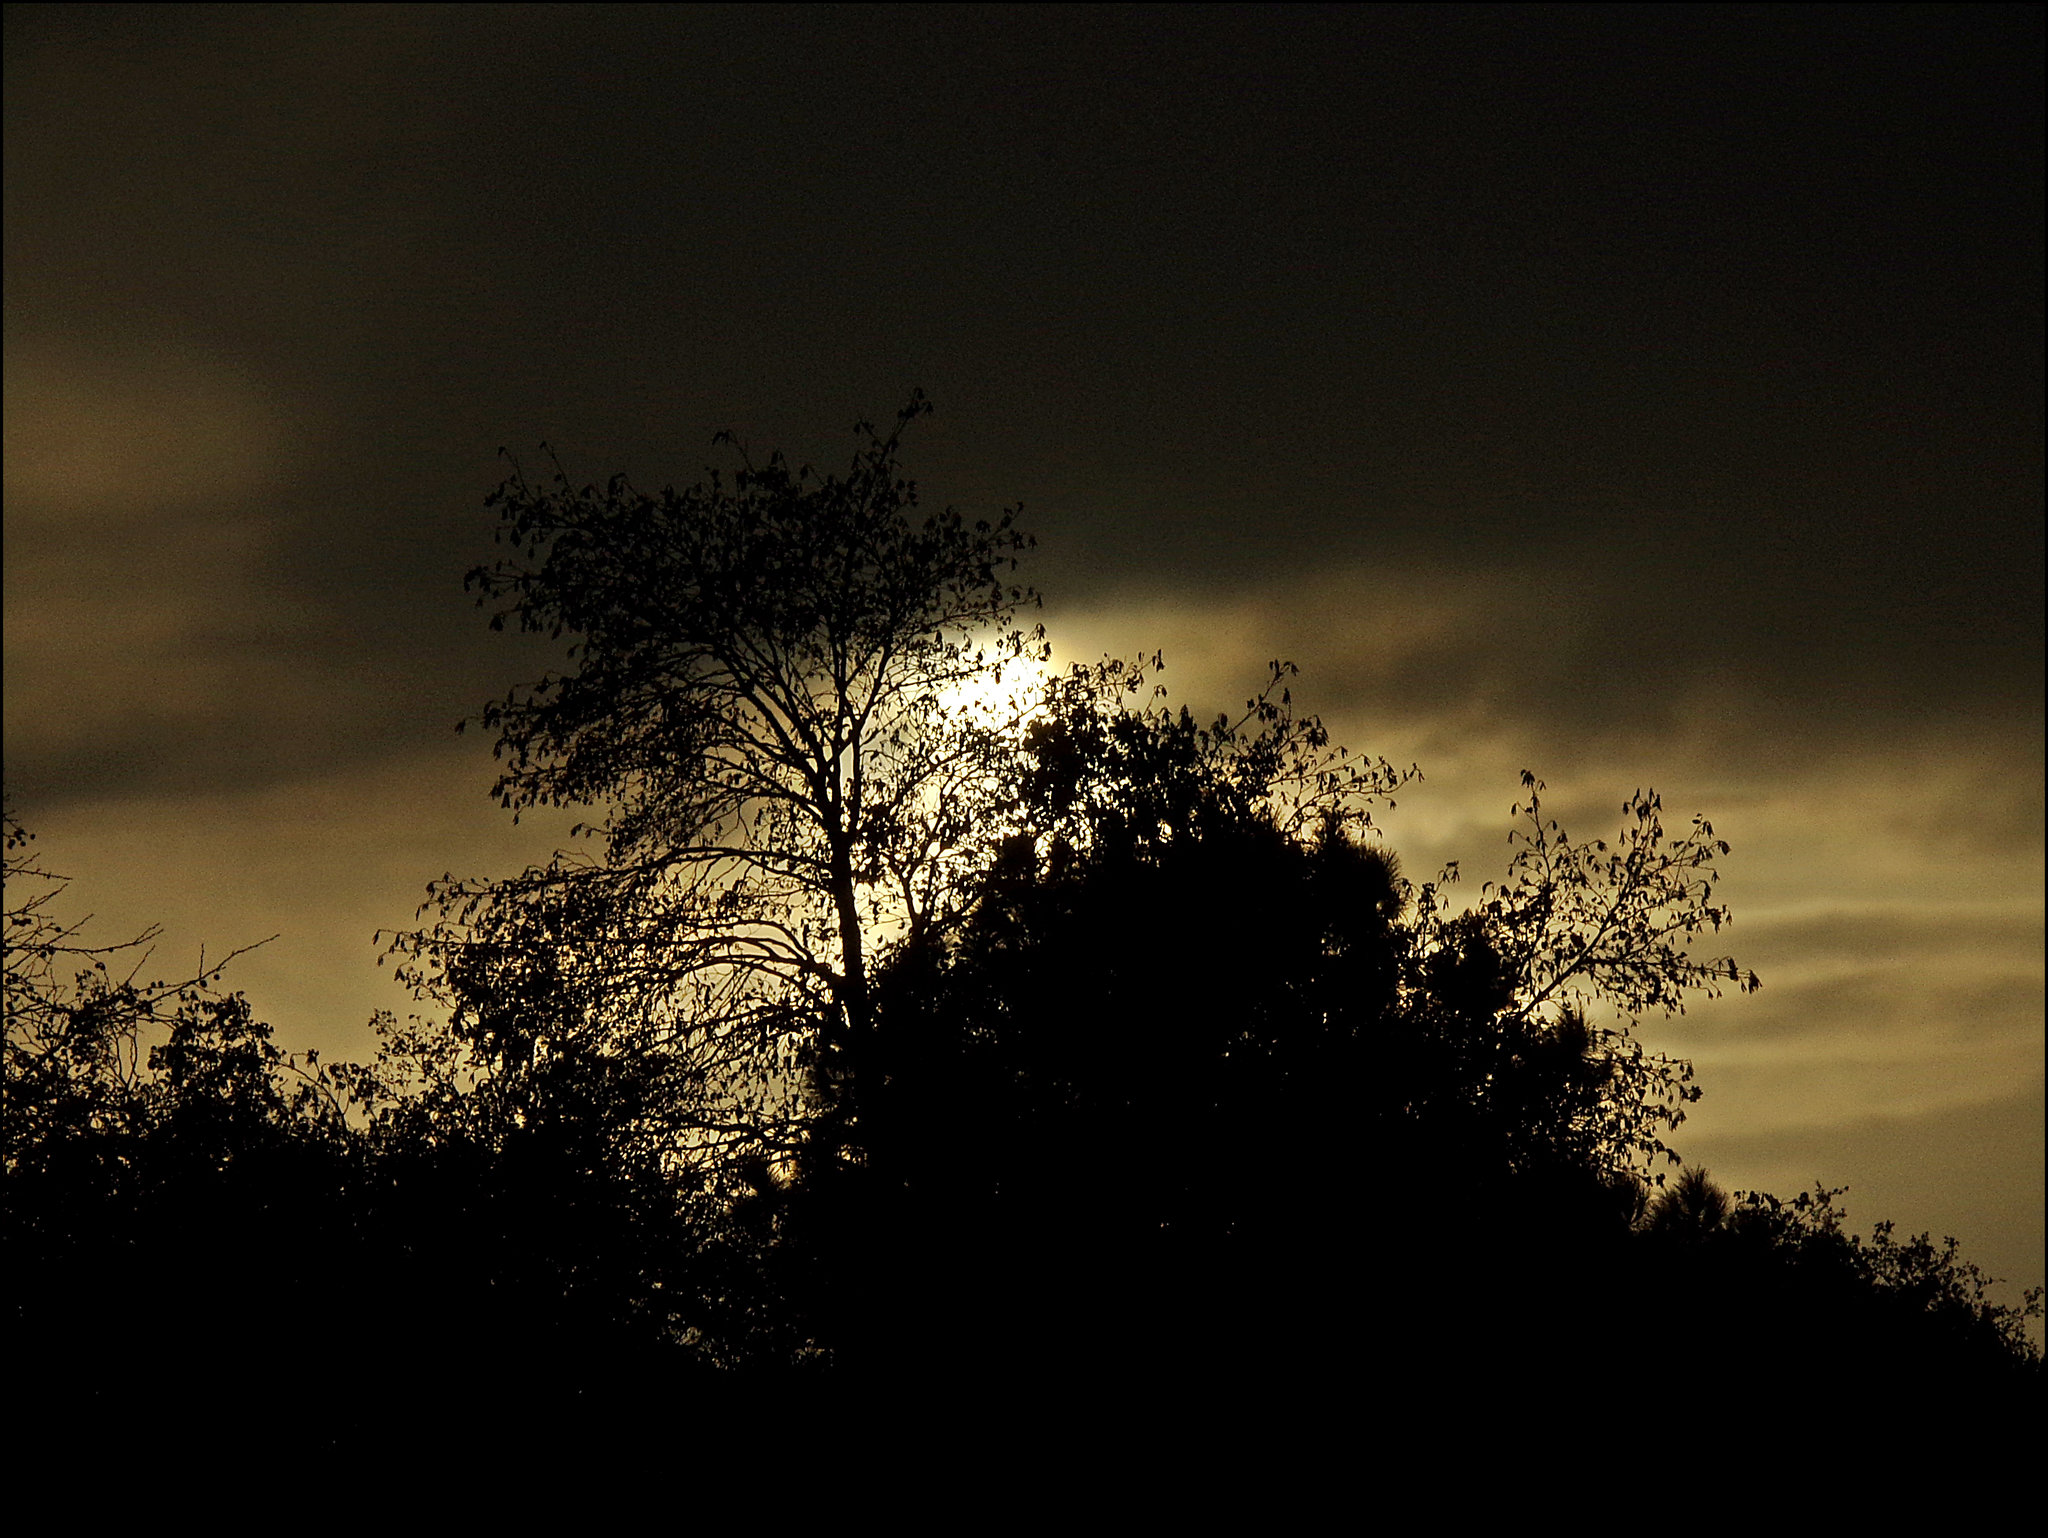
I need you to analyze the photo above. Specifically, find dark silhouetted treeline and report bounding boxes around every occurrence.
[6,746,2038,1451]
[7,400,2038,1456]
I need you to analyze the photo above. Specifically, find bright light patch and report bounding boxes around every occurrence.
[929,651,1051,736]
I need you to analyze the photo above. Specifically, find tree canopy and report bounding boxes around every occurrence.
[761,664,1777,1382]
[394,392,1045,1176]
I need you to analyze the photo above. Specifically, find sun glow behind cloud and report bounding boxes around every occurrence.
[928,648,1052,736]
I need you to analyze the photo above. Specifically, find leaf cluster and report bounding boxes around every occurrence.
[1480,773,1761,1021]
[462,389,1039,857]
[1403,774,1767,1176]
[1017,654,1416,864]
[4,801,292,1178]
[1627,1174,2046,1400]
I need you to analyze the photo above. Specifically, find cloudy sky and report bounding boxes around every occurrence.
[6,5,2040,1322]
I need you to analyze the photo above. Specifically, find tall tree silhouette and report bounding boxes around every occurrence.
[393,395,1044,1175]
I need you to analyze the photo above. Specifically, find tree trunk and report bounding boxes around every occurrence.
[827,830,872,1111]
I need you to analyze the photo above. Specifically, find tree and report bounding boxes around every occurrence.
[380,395,1800,1384]
[762,658,1771,1378]
[755,655,1415,1377]
[4,805,747,1436]
[967,697,1757,1193]
[1409,773,1761,1183]
[393,394,1045,1176]
[2,802,378,1423]
[1629,1177,2044,1416]
[1643,1162,1734,1239]
[3,799,280,1184]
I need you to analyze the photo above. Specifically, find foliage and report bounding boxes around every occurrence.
[919,686,1763,1193]
[3,800,285,1179]
[392,393,1045,1176]
[1018,652,1415,854]
[1406,774,1763,1178]
[1615,1172,2046,1412]
[1724,1181,2045,1379]
[5,811,367,1420]
[1642,1161,1733,1237]
[986,687,1760,1184]
[1482,773,1760,1020]
[860,653,1417,1154]
[3,805,748,1423]
[766,665,1768,1374]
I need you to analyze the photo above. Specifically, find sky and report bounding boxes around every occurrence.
[6,4,2042,1326]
